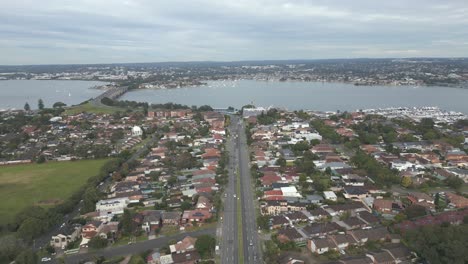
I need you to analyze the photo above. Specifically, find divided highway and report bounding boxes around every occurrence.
[235,116,262,263]
[220,117,240,264]
[220,115,262,263]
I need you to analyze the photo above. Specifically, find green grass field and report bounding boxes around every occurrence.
[0,159,109,225]
[63,102,125,115]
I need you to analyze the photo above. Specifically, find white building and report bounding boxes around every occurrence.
[131,126,143,137]
[243,107,268,117]
[96,197,130,216]
[323,191,338,201]
[280,186,302,198]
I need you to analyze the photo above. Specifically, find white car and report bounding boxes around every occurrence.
[41,257,51,262]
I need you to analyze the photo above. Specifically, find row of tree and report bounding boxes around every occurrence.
[404,222,468,264]
[351,150,400,187]
[24,99,66,111]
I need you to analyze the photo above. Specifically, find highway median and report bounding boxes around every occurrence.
[236,169,244,264]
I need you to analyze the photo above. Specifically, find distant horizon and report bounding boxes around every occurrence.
[1,56,468,67]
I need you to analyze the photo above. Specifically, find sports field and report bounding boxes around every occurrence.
[0,159,108,225]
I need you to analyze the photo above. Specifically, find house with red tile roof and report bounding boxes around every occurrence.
[446,192,468,208]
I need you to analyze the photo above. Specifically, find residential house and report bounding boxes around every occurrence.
[327,202,368,217]
[382,244,412,264]
[163,211,182,226]
[271,215,290,229]
[141,210,163,233]
[407,192,435,211]
[95,197,130,216]
[446,192,468,208]
[181,210,212,225]
[172,251,201,264]
[169,236,197,254]
[349,227,389,245]
[323,191,338,201]
[366,251,396,264]
[302,222,342,238]
[373,199,394,214]
[50,224,81,249]
[195,196,213,211]
[261,200,307,216]
[277,227,306,245]
[98,222,118,241]
[304,208,330,222]
[81,221,103,239]
[342,217,367,230]
[307,237,337,254]
[357,211,380,226]
[343,186,369,200]
[331,233,358,250]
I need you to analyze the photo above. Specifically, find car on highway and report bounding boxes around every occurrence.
[249,241,253,246]
[41,257,51,262]
[233,194,236,198]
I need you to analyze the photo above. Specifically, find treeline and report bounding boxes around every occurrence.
[351,119,398,144]
[257,109,281,125]
[394,117,465,146]
[404,222,468,264]
[101,97,214,112]
[0,159,122,263]
[351,150,399,187]
[310,119,343,144]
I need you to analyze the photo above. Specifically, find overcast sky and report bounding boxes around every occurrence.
[1,0,468,65]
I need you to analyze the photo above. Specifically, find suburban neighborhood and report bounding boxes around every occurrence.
[0,101,467,264]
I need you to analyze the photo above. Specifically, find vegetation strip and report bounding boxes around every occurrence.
[237,169,244,264]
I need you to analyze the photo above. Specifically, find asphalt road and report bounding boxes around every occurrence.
[219,118,240,264]
[63,228,215,264]
[235,117,263,263]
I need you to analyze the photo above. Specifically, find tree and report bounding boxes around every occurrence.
[403,205,426,219]
[129,255,146,264]
[101,97,114,106]
[38,99,44,110]
[82,187,100,213]
[88,236,108,249]
[195,235,216,259]
[119,209,136,235]
[36,155,46,164]
[24,102,30,111]
[14,249,38,264]
[264,240,279,263]
[52,102,67,108]
[401,176,412,188]
[45,244,55,254]
[17,218,43,241]
[257,215,270,230]
[446,176,463,190]
[180,201,192,210]
[275,156,286,167]
[0,235,26,263]
[405,224,468,264]
[167,176,177,186]
[112,171,123,181]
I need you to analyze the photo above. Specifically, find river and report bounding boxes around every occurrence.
[0,80,106,110]
[120,80,468,114]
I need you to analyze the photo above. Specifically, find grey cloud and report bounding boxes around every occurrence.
[0,0,467,64]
